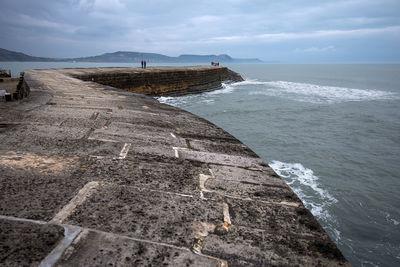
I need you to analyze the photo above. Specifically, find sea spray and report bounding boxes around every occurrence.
[269,160,341,242]
[248,80,398,104]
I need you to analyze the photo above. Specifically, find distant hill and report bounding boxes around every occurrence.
[0,48,263,63]
[0,48,55,62]
[69,51,175,63]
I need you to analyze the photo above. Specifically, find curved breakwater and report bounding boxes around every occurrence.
[0,66,350,266]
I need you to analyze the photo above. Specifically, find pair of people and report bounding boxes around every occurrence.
[141,60,147,69]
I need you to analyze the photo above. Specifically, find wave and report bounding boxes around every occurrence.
[248,80,398,104]
[158,79,398,106]
[157,94,215,107]
[383,211,400,226]
[269,160,342,242]
[207,82,236,95]
[269,160,338,224]
[156,80,245,106]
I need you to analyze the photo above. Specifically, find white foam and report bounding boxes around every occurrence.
[158,79,398,106]
[270,160,342,241]
[157,96,174,104]
[331,228,342,243]
[156,81,245,106]
[269,160,337,221]
[235,79,269,86]
[207,83,235,95]
[248,80,398,104]
[157,94,197,106]
[384,212,400,225]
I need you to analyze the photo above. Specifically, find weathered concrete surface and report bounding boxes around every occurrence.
[0,217,64,266]
[0,67,350,266]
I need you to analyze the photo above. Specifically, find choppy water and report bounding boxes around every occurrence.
[2,62,400,266]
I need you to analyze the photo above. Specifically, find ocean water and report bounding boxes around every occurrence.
[2,62,400,266]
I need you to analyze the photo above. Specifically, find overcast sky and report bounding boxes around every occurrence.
[1,0,399,62]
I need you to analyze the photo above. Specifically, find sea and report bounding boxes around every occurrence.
[2,62,400,267]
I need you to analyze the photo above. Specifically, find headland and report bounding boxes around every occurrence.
[0,66,349,266]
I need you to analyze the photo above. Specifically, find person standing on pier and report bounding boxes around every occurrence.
[144,60,147,69]
[141,60,144,68]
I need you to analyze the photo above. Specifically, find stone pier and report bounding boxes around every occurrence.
[64,66,244,96]
[0,67,349,266]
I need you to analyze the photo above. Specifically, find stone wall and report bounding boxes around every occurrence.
[70,66,243,96]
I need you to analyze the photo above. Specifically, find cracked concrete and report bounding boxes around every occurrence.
[0,67,350,266]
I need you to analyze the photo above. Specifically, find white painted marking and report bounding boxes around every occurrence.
[170,132,177,138]
[0,215,46,225]
[90,111,99,120]
[101,120,111,130]
[199,174,213,192]
[278,201,301,207]
[118,143,131,159]
[172,146,192,158]
[218,259,228,267]
[174,192,193,198]
[199,173,214,199]
[222,202,231,225]
[39,225,82,267]
[172,146,191,151]
[51,181,100,224]
[191,222,216,254]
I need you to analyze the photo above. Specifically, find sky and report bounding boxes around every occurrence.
[0,0,399,62]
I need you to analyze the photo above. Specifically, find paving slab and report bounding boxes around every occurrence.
[83,155,208,194]
[65,184,224,248]
[0,154,91,221]
[0,217,64,266]
[56,229,221,266]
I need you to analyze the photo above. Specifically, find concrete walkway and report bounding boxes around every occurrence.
[0,68,350,266]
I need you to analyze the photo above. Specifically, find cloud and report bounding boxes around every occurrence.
[207,26,400,44]
[78,0,124,10]
[295,46,336,53]
[15,14,83,34]
[1,0,399,61]
[189,15,220,24]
